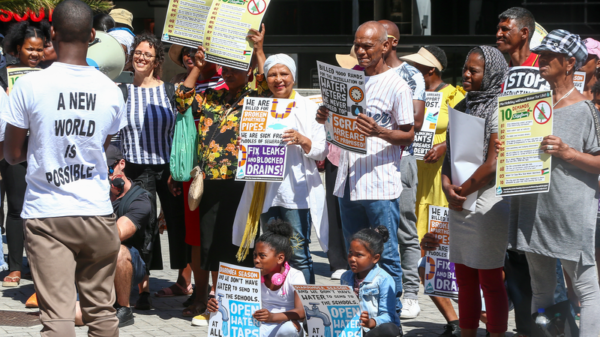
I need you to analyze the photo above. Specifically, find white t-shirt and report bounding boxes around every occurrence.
[261,267,305,314]
[1,62,127,218]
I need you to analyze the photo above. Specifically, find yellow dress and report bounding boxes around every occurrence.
[415,84,465,240]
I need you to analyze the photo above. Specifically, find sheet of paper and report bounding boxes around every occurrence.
[161,0,213,48]
[202,0,271,71]
[496,91,553,196]
[236,97,294,182]
[306,95,323,106]
[424,205,458,299]
[292,285,362,337]
[208,262,261,337]
[317,61,367,154]
[448,106,485,212]
[7,67,40,91]
[574,71,585,94]
[414,91,443,160]
[502,66,550,96]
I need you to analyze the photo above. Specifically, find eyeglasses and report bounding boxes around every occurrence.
[133,50,156,60]
[108,161,119,174]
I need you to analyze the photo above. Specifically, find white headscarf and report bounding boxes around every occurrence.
[264,54,296,81]
[109,29,135,55]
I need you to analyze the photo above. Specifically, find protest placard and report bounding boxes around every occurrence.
[574,71,585,94]
[502,66,550,96]
[317,61,367,154]
[414,92,443,160]
[496,91,553,196]
[292,285,362,337]
[7,68,40,91]
[423,205,458,299]
[208,262,261,337]
[202,0,271,71]
[306,95,323,106]
[161,0,213,47]
[236,97,295,182]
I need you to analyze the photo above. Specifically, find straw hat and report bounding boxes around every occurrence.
[336,47,358,69]
[168,44,186,68]
[400,47,444,72]
[109,9,134,30]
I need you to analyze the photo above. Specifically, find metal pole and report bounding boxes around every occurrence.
[352,0,359,32]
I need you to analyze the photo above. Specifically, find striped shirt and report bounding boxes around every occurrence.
[333,69,414,201]
[120,83,176,165]
[195,68,227,92]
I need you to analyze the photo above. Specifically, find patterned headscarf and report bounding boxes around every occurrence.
[464,46,508,160]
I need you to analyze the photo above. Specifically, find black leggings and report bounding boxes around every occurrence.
[0,160,27,273]
[365,323,403,337]
[324,159,347,271]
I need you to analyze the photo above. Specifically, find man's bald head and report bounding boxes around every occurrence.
[354,21,390,72]
[355,21,387,44]
[379,20,400,40]
[53,0,94,43]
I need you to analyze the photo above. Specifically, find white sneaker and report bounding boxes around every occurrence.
[331,269,346,280]
[400,299,421,319]
[191,310,211,326]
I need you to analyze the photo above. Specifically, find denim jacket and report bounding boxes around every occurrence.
[340,264,401,329]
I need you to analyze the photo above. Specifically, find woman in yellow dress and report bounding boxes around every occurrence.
[402,46,465,240]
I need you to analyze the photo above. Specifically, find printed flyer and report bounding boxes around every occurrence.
[161,0,213,47]
[414,91,443,160]
[502,66,550,95]
[317,61,367,154]
[424,205,458,299]
[208,262,261,337]
[292,285,362,337]
[203,0,271,70]
[574,71,585,94]
[306,95,323,106]
[236,97,295,182]
[7,67,40,91]
[496,91,553,196]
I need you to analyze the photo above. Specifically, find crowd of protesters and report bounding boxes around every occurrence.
[0,1,600,337]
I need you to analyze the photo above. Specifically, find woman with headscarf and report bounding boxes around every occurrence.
[501,30,600,335]
[233,54,329,285]
[432,46,509,337]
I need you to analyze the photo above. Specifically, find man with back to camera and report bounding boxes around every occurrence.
[2,0,127,336]
[316,21,415,319]
[379,19,426,319]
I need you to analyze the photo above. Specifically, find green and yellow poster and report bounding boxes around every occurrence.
[7,67,40,92]
[496,91,553,196]
[161,0,213,48]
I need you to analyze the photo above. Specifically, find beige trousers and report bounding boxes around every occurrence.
[24,215,120,337]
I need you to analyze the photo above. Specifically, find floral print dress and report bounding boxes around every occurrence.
[175,75,270,180]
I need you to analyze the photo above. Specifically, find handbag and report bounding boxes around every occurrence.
[170,106,198,182]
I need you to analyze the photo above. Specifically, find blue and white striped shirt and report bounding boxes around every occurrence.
[120,83,176,165]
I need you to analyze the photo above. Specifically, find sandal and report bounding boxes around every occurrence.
[154,282,193,297]
[182,303,206,317]
[183,287,196,307]
[3,275,21,287]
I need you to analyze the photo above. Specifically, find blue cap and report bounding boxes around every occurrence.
[537,308,545,313]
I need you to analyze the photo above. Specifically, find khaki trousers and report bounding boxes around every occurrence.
[24,215,120,337]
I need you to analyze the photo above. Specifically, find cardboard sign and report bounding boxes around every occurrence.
[424,206,458,299]
[236,97,294,182]
[7,67,40,91]
[414,92,443,160]
[496,91,553,196]
[293,285,362,337]
[502,66,550,96]
[208,262,261,337]
[161,0,213,48]
[317,61,367,154]
[574,71,585,94]
[203,0,271,71]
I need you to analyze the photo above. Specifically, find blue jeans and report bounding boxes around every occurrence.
[260,207,314,284]
[338,180,403,312]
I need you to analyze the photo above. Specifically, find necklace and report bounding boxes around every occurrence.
[553,86,575,108]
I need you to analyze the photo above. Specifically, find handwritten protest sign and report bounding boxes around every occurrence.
[502,66,550,96]
[7,68,40,91]
[208,262,261,337]
[574,71,585,94]
[293,285,362,337]
[496,91,553,196]
[424,206,458,299]
[317,61,367,154]
[236,97,295,182]
[414,92,442,160]
[161,0,213,47]
[203,0,271,70]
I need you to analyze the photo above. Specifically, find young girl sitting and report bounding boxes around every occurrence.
[340,226,403,337]
[208,219,306,337]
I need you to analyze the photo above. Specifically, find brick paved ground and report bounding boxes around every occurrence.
[0,228,518,337]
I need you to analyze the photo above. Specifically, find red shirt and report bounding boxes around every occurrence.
[509,52,540,67]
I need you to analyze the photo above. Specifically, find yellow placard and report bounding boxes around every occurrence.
[7,67,40,92]
[496,91,553,196]
[161,0,214,48]
[203,0,271,70]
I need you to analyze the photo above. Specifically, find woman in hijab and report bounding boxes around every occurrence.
[233,54,329,284]
[427,46,509,337]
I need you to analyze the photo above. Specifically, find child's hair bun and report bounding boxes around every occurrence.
[265,219,293,238]
[374,225,389,243]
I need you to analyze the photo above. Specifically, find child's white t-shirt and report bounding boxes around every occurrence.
[261,266,305,314]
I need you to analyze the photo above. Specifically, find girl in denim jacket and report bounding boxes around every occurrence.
[340,226,403,337]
